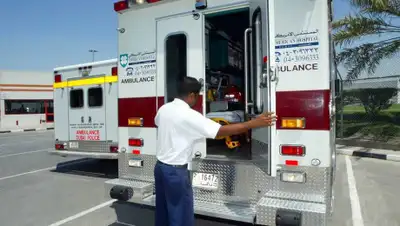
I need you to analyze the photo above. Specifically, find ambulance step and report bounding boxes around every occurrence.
[132,195,256,224]
[256,196,327,226]
[195,201,256,223]
[105,178,154,202]
[265,190,326,204]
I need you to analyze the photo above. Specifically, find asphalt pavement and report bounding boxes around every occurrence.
[0,130,399,226]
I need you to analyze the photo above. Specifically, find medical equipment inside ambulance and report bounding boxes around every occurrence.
[204,19,248,152]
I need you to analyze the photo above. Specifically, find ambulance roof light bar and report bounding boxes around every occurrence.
[54,74,62,83]
[114,0,162,12]
[114,0,129,12]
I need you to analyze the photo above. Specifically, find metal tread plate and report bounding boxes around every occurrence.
[118,193,256,224]
[256,196,327,226]
[68,140,117,153]
[195,200,256,223]
[264,190,326,204]
[105,178,153,189]
[106,178,154,201]
[105,177,256,224]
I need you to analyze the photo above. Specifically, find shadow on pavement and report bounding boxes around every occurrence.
[51,158,118,179]
[108,201,255,226]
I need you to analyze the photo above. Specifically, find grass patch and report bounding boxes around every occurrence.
[338,112,400,142]
[343,104,400,113]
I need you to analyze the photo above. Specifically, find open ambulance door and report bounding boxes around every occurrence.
[68,78,107,149]
[156,12,206,160]
[247,0,275,175]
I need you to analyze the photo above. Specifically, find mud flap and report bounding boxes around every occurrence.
[275,209,302,226]
[110,185,133,201]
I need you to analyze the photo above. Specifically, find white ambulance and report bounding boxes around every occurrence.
[106,0,337,225]
[50,59,120,159]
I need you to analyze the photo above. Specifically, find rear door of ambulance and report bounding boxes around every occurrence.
[156,11,206,159]
[67,74,107,151]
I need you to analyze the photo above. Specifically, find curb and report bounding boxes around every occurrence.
[337,148,400,162]
[0,127,54,134]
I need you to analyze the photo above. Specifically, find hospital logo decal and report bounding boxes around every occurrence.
[120,54,129,68]
[126,67,134,76]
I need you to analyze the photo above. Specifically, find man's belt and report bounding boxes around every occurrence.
[157,160,188,168]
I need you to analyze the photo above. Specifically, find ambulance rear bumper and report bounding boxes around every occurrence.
[48,150,118,159]
[104,178,327,226]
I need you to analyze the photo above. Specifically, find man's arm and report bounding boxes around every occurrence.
[182,110,276,139]
[216,113,276,136]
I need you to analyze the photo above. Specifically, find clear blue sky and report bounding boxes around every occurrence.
[0,0,397,78]
[0,0,117,71]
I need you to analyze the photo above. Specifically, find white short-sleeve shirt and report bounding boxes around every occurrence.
[154,98,221,165]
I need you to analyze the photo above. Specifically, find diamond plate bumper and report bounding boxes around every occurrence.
[256,196,327,226]
[104,178,257,223]
[106,155,332,226]
[48,150,118,159]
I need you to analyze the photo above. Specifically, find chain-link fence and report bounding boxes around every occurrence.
[336,74,400,146]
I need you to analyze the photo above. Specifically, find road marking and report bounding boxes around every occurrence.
[0,166,55,181]
[0,131,52,139]
[48,199,117,226]
[0,149,51,158]
[0,158,90,181]
[345,155,364,226]
[0,138,53,147]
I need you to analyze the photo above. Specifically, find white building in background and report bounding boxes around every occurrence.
[0,70,54,131]
[343,75,400,104]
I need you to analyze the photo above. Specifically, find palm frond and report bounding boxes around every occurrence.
[336,38,400,80]
[350,0,400,17]
[332,15,397,47]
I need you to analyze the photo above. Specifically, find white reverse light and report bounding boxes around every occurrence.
[280,171,306,183]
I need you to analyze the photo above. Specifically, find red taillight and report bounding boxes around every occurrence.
[54,74,61,83]
[281,145,305,156]
[114,0,129,12]
[55,143,64,150]
[285,160,299,166]
[112,66,118,76]
[147,0,161,2]
[110,146,118,153]
[129,138,143,147]
[132,150,141,155]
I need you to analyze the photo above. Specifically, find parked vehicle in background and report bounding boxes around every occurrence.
[50,59,120,159]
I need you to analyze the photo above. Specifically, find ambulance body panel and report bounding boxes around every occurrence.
[106,0,336,225]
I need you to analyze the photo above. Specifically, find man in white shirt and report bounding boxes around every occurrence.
[154,77,276,226]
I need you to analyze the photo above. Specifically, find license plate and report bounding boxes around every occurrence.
[69,142,79,149]
[192,172,219,190]
[128,159,143,167]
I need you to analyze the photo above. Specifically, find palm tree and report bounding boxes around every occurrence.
[333,0,400,80]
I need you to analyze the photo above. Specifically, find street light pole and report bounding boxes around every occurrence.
[88,49,98,62]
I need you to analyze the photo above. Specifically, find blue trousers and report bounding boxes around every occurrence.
[154,161,194,226]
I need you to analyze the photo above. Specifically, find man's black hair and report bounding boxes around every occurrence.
[177,76,202,97]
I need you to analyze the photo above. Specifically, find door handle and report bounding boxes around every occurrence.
[244,27,253,115]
